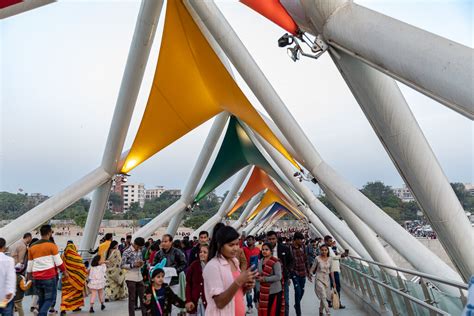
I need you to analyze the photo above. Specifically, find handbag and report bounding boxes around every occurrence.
[331,289,340,310]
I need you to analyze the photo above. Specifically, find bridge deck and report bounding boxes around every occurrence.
[22,282,366,316]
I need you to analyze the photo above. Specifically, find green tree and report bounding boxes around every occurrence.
[73,213,88,227]
[361,181,401,208]
[383,207,401,222]
[0,192,28,219]
[183,214,210,229]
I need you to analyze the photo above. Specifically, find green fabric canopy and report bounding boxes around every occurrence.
[194,116,290,202]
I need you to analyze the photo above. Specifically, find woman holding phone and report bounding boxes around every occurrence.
[203,224,258,316]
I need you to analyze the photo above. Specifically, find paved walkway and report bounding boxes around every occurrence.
[22,282,365,316]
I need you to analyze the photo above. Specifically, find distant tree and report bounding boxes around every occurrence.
[73,213,88,227]
[450,183,474,211]
[0,192,28,219]
[383,207,401,222]
[400,201,420,221]
[361,181,401,209]
[183,214,210,229]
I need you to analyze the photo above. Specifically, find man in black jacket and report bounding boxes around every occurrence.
[267,231,294,316]
[152,234,186,288]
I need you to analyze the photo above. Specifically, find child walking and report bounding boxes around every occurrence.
[14,263,32,316]
[144,268,188,316]
[88,255,107,313]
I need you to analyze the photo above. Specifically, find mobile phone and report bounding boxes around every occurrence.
[250,256,258,270]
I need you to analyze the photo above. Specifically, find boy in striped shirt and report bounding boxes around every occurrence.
[27,225,69,316]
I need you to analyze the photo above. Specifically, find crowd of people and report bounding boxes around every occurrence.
[0,223,348,316]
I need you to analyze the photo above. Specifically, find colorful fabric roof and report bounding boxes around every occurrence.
[194,117,290,202]
[227,166,289,216]
[121,0,298,173]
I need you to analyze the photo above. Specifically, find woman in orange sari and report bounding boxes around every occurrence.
[60,242,88,315]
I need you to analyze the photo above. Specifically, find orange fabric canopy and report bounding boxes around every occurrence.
[240,0,298,34]
[247,190,297,222]
[227,166,287,216]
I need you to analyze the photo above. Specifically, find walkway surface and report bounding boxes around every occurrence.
[22,282,366,316]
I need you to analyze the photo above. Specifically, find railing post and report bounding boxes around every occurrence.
[381,270,399,315]
[397,271,416,316]
[368,265,386,310]
[355,262,368,298]
[459,288,467,306]
[420,277,437,316]
[360,262,376,304]
[346,269,356,288]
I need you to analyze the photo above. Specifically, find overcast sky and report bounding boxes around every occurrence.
[0,0,472,197]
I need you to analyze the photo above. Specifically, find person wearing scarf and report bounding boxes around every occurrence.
[60,243,87,315]
[258,242,284,316]
[105,241,128,301]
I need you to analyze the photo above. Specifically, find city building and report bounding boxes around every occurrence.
[145,186,166,200]
[464,183,474,196]
[163,189,182,198]
[122,183,145,211]
[27,193,48,204]
[392,184,416,202]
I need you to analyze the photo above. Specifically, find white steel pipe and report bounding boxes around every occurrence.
[308,1,473,118]
[80,181,113,251]
[244,208,266,235]
[251,130,372,260]
[184,112,230,202]
[81,0,165,249]
[330,49,473,281]
[232,191,264,230]
[188,1,462,283]
[101,0,164,174]
[322,186,396,266]
[134,200,187,239]
[1,167,110,246]
[166,210,186,236]
[191,166,252,238]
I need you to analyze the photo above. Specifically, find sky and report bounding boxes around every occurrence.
[0,0,472,197]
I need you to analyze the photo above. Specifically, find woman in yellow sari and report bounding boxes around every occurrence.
[60,242,88,315]
[105,240,128,300]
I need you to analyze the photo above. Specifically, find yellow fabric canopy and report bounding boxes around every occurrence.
[227,166,287,216]
[247,190,298,222]
[121,0,298,173]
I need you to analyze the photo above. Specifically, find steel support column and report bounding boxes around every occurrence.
[188,1,462,282]
[231,191,264,230]
[81,0,165,250]
[1,167,110,245]
[329,49,473,280]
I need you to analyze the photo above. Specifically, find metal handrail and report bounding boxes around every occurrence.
[348,256,468,290]
[342,263,450,315]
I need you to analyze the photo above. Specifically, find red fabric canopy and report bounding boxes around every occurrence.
[240,0,298,35]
